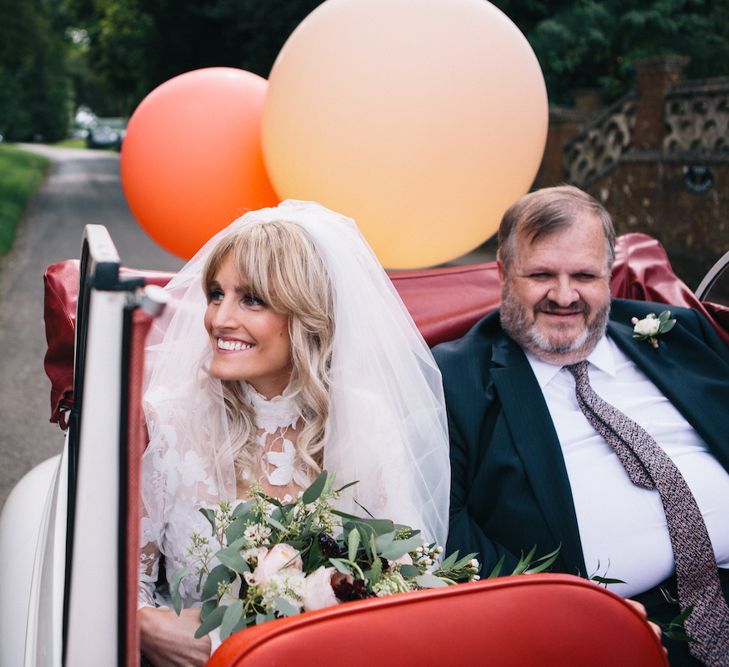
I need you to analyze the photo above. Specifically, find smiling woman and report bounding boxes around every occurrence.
[138,200,450,665]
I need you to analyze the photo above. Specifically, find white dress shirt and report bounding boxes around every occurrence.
[525,335,729,597]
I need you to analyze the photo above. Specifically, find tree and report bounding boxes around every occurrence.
[0,0,72,141]
[59,0,729,117]
[492,0,729,105]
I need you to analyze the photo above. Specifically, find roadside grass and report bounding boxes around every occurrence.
[0,144,50,255]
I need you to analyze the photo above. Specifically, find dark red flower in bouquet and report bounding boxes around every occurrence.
[318,533,345,558]
[332,575,372,601]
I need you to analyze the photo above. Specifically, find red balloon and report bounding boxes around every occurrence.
[121,68,278,259]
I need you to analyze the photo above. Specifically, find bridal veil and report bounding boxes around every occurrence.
[142,200,449,548]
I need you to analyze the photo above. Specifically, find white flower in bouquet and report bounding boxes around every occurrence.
[303,566,338,611]
[257,569,306,615]
[243,523,272,547]
[246,543,303,587]
[372,570,413,597]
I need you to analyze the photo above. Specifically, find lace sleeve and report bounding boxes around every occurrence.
[137,408,172,609]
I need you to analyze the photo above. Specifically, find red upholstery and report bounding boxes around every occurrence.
[43,233,729,426]
[206,574,668,667]
[124,310,154,667]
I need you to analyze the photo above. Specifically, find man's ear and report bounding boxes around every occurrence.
[497,259,506,287]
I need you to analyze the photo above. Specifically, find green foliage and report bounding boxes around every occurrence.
[172,472,483,640]
[6,0,728,132]
[0,144,50,255]
[493,0,729,104]
[0,0,73,141]
[64,0,328,114]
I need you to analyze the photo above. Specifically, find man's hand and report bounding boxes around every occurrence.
[625,599,665,648]
[139,607,212,667]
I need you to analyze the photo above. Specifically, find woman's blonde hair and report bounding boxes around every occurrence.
[202,220,335,483]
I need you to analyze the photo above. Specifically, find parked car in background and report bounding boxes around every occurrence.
[86,117,127,150]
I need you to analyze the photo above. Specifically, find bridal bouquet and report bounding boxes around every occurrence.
[172,471,557,641]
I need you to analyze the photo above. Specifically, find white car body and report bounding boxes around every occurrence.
[0,225,164,666]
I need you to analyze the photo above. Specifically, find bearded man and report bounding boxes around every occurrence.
[433,185,729,666]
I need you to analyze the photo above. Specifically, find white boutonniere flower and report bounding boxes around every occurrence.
[631,310,676,348]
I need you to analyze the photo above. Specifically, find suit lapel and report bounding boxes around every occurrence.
[490,335,587,575]
[608,313,729,470]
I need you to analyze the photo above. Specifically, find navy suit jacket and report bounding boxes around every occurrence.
[433,299,729,580]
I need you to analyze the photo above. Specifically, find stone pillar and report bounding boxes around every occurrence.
[633,55,689,150]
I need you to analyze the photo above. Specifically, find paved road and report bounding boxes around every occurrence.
[0,145,183,508]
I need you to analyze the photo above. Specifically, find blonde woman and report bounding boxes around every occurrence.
[138,201,449,666]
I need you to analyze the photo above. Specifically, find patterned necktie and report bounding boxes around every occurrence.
[566,360,729,666]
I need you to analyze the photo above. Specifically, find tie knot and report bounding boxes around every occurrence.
[565,360,589,382]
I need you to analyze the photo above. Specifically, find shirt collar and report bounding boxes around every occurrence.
[525,334,616,389]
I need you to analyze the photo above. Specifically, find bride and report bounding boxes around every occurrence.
[137,200,450,666]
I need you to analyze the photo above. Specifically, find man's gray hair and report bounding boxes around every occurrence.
[497,185,616,270]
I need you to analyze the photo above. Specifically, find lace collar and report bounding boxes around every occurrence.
[242,383,300,434]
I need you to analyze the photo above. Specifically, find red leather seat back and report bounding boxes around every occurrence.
[43,232,728,426]
[207,574,668,667]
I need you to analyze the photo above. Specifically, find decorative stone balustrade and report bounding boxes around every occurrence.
[564,94,636,188]
[564,74,729,188]
[663,79,729,157]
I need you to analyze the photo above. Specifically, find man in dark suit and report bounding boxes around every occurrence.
[434,185,729,665]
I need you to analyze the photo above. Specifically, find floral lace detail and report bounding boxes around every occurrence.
[243,383,300,433]
[240,383,310,487]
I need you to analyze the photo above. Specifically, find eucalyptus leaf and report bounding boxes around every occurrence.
[331,511,395,534]
[415,573,448,588]
[368,553,383,585]
[217,538,250,574]
[399,564,420,578]
[225,515,249,543]
[255,612,275,625]
[194,605,226,639]
[302,470,328,504]
[201,598,217,622]
[438,551,458,571]
[359,526,374,560]
[220,600,244,640]
[379,533,423,561]
[170,566,189,615]
[202,563,236,601]
[274,596,301,617]
[199,507,217,532]
[374,531,396,552]
[661,319,676,333]
[264,514,287,532]
[348,528,361,562]
[329,558,354,576]
[232,499,254,519]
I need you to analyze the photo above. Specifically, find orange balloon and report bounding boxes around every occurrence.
[263,0,547,268]
[121,68,278,259]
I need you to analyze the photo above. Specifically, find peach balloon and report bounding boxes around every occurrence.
[121,68,278,260]
[263,0,547,268]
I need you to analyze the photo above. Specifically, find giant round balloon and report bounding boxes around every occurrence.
[121,68,278,259]
[263,0,547,268]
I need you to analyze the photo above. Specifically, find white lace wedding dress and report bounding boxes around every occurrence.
[139,384,311,609]
[138,380,430,611]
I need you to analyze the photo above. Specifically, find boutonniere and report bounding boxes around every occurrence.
[631,310,676,348]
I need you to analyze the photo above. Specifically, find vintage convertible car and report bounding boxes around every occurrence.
[2,224,726,666]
